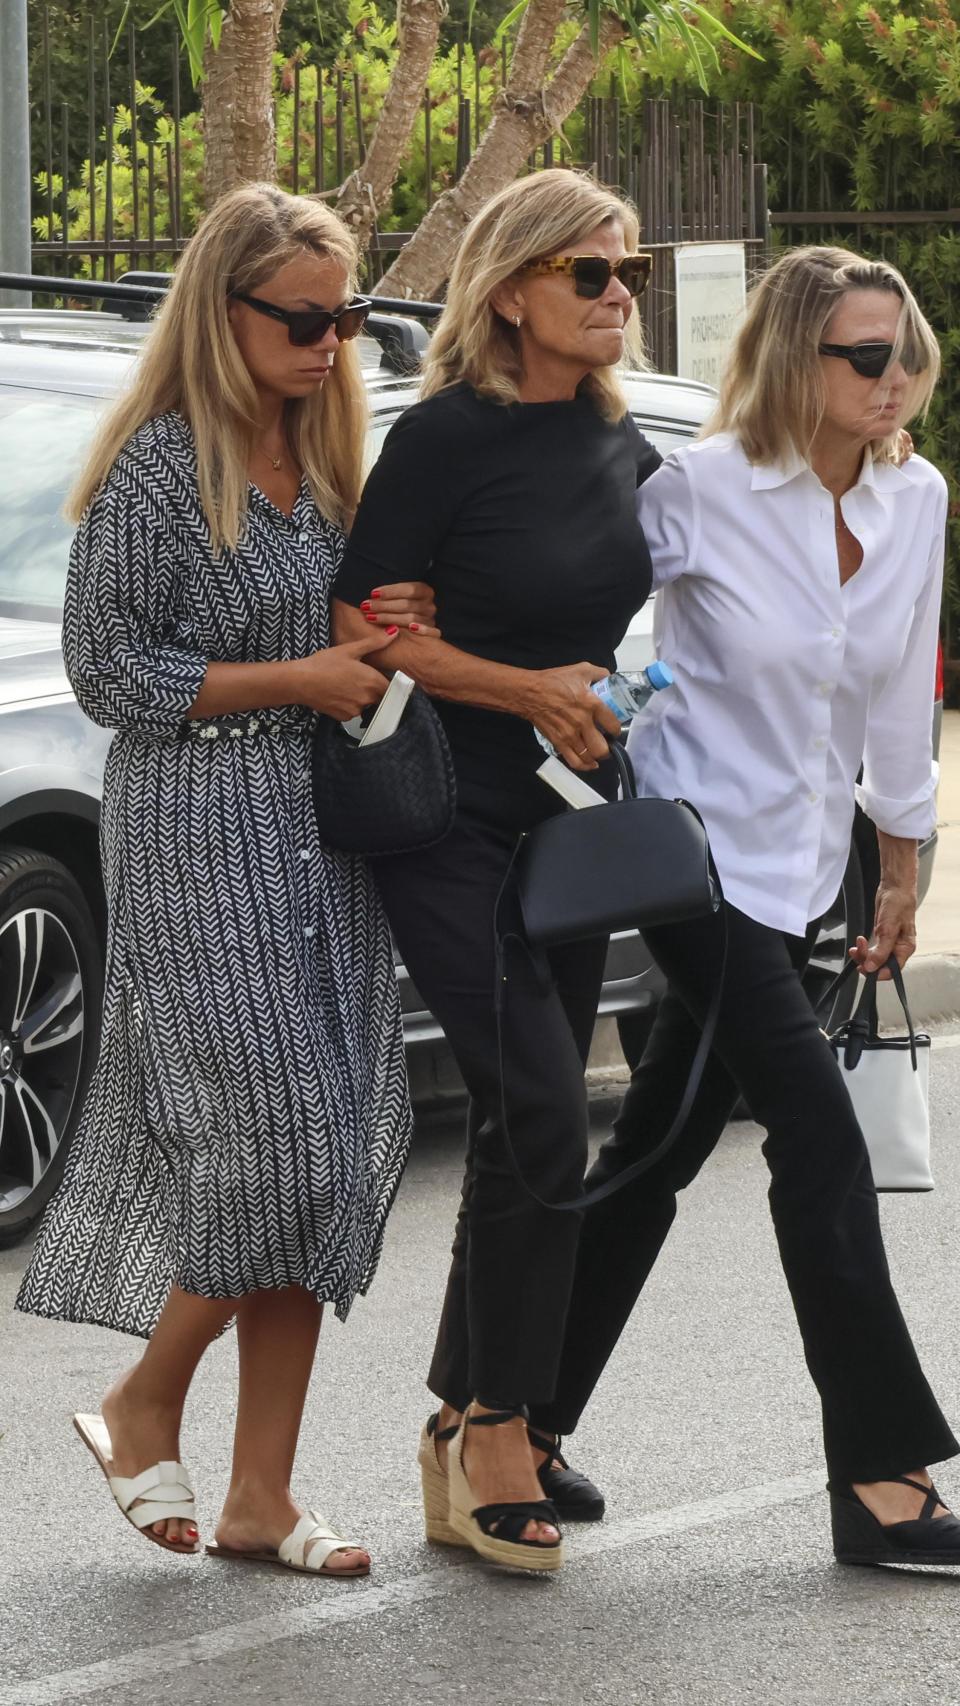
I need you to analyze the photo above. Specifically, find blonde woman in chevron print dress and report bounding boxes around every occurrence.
[15,186,436,1577]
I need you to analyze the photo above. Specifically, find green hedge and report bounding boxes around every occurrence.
[633,0,960,647]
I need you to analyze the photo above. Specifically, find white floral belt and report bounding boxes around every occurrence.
[182,710,313,743]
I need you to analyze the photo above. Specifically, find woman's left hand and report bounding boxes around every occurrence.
[848,884,918,979]
[360,581,440,638]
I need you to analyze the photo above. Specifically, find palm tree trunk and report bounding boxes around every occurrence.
[202,0,285,204]
[375,5,626,300]
[335,0,447,252]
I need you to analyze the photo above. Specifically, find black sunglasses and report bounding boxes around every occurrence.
[818,340,927,380]
[230,291,373,346]
[519,253,653,300]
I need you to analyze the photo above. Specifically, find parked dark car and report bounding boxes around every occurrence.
[0,293,941,1243]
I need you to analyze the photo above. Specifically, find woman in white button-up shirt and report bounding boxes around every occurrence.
[528,246,960,1569]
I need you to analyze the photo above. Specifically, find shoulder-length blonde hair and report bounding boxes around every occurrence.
[705,244,940,466]
[421,169,647,421]
[68,183,366,549]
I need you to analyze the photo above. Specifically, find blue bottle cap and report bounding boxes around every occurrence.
[645,660,674,691]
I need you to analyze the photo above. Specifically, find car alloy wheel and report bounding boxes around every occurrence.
[0,848,102,1244]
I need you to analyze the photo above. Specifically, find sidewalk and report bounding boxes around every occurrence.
[881,706,960,1021]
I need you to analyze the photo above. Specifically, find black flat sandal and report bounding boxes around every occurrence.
[447,1405,564,1573]
[527,1426,606,1522]
[830,1474,960,1566]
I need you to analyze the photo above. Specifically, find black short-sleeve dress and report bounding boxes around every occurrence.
[16,412,412,1338]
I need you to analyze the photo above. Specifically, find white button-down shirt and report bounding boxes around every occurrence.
[627,433,946,936]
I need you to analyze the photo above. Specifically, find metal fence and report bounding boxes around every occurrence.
[27,9,769,360]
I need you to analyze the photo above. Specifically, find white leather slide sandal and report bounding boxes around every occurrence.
[206,1510,369,1577]
[73,1412,200,1554]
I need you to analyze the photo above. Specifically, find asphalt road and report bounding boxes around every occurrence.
[4,1040,960,1706]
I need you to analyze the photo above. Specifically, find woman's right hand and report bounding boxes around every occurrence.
[292,628,397,718]
[517,663,622,771]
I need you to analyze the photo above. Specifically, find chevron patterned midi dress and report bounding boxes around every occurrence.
[16,412,412,1338]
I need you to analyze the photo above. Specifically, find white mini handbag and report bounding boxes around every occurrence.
[825,958,932,1193]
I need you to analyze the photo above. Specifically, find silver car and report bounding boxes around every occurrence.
[0,301,939,1241]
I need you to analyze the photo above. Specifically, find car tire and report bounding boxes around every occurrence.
[0,846,103,1248]
[616,840,867,1084]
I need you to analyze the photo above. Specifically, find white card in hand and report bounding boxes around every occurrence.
[536,756,606,809]
[358,671,415,747]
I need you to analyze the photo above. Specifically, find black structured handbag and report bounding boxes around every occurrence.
[516,743,719,947]
[495,742,726,1211]
[311,685,456,856]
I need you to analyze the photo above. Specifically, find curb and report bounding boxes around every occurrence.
[877,953,960,1026]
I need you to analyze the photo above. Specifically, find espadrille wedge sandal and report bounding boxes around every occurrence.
[418,1413,465,1546]
[830,1475,960,1567]
[527,1426,606,1522]
[447,1405,564,1573]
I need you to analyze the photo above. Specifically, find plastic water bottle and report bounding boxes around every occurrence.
[535,662,674,755]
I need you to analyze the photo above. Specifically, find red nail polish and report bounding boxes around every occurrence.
[371,589,382,599]
[386,625,399,636]
[365,614,378,623]
[360,600,372,612]
[409,623,421,632]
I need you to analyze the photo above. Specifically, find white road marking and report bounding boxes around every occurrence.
[0,1471,823,1705]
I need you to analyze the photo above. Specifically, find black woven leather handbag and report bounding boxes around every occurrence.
[311,686,456,856]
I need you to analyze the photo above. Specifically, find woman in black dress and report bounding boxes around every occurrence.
[334,169,659,1572]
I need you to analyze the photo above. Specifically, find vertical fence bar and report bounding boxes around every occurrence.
[129,23,140,266]
[147,141,156,271]
[87,13,97,277]
[456,99,471,177]
[103,24,115,280]
[42,4,55,244]
[320,89,329,191]
[292,58,301,192]
[335,70,345,180]
[60,103,69,262]
[353,70,365,163]
[165,140,175,255]
[475,51,481,148]
[171,31,182,244]
[423,86,432,210]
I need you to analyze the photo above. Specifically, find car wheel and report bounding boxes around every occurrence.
[0,847,103,1248]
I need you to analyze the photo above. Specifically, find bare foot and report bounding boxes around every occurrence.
[852,1469,950,1527]
[215,1488,370,1575]
[101,1370,197,1549]
[461,1405,559,1546]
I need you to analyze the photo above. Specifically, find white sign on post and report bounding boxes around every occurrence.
[674,243,747,388]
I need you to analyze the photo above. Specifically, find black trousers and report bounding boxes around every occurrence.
[373,806,607,1408]
[529,900,958,1482]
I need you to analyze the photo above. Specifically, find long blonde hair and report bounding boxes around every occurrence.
[706,245,940,465]
[68,183,367,549]
[421,169,647,421]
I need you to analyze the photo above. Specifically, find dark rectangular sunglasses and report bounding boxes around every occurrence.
[230,291,373,346]
[520,253,653,300]
[818,340,926,379]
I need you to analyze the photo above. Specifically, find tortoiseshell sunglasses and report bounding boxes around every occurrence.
[518,252,653,300]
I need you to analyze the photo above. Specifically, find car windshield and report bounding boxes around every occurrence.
[0,388,103,621]
[0,377,703,623]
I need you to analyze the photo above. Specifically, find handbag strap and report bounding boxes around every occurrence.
[492,869,728,1214]
[817,953,919,1071]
